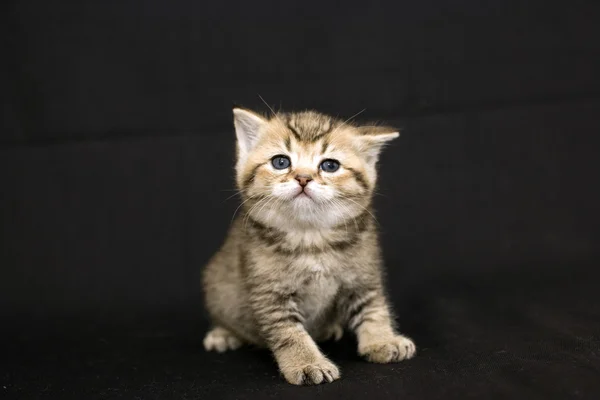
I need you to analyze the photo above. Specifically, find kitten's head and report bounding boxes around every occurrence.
[233,107,398,229]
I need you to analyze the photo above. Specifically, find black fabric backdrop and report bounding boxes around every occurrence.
[1,1,600,399]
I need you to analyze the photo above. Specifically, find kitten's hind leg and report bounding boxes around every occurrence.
[203,326,244,352]
[316,323,344,343]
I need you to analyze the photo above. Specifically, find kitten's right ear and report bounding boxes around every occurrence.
[233,107,267,159]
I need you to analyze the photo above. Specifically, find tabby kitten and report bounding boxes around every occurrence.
[202,106,415,385]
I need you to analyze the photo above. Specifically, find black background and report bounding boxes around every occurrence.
[2,1,600,398]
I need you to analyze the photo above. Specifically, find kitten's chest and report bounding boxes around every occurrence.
[288,256,341,319]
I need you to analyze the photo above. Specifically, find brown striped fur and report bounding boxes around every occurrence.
[202,107,415,385]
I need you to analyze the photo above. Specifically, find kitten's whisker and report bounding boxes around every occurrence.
[230,193,260,224]
[243,196,267,227]
[268,198,285,225]
[258,94,284,124]
[341,200,361,232]
[331,198,350,237]
[254,195,277,223]
[372,191,388,198]
[223,190,244,202]
[330,108,366,135]
[243,195,274,230]
[336,195,379,226]
[248,196,277,229]
[342,108,367,125]
[317,200,330,231]
[352,214,360,231]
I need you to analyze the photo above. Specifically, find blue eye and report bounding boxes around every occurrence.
[271,155,291,170]
[320,159,340,173]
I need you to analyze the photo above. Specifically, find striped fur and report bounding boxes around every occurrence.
[202,107,415,385]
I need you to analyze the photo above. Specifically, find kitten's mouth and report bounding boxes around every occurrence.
[294,190,313,200]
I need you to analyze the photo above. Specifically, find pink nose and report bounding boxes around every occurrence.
[295,175,312,187]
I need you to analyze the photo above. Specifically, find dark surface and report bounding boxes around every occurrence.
[2,264,599,399]
[2,0,600,399]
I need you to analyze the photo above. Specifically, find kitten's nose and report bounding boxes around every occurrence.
[295,175,312,187]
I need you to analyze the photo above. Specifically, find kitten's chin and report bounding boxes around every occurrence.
[251,199,360,230]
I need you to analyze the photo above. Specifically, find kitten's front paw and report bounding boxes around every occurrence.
[360,335,416,363]
[281,358,341,385]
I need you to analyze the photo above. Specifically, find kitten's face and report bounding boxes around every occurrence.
[233,108,398,229]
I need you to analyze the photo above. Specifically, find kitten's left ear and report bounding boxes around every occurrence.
[356,126,400,165]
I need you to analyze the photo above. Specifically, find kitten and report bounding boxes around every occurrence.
[202,106,415,385]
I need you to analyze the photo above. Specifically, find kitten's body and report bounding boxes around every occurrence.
[203,108,415,385]
[204,208,376,345]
